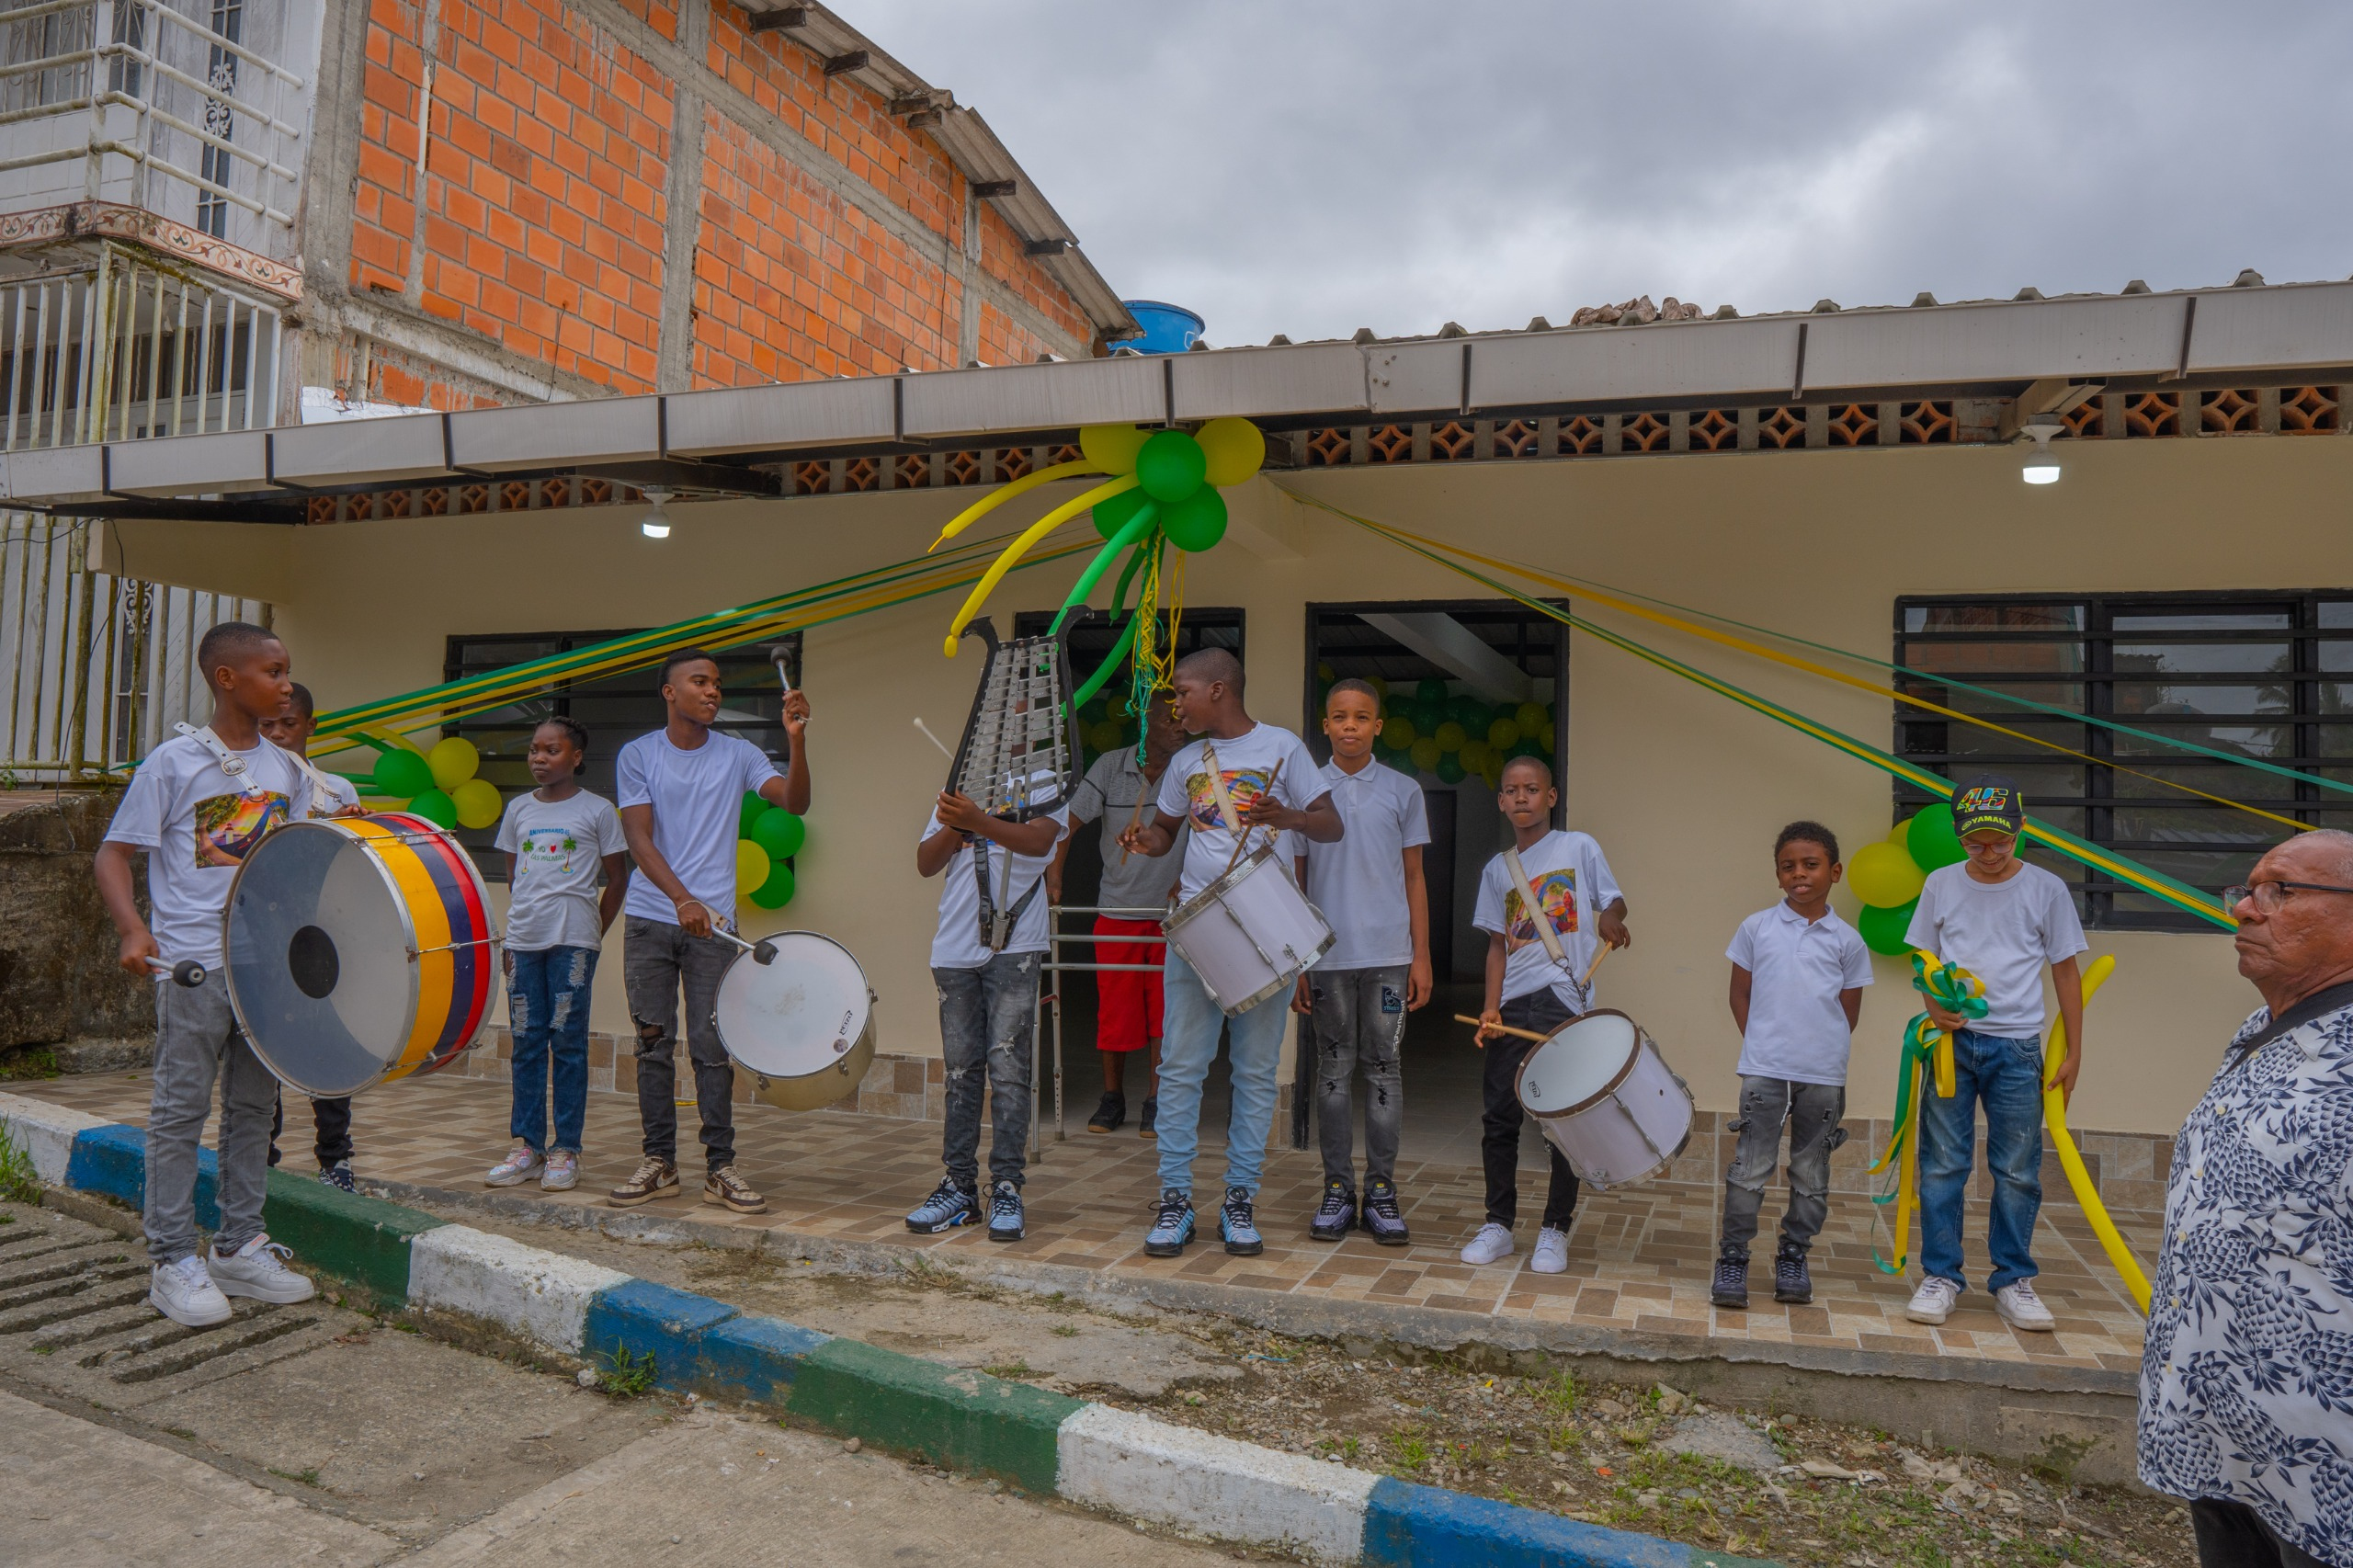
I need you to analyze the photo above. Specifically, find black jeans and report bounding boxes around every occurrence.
[623,915,737,1175]
[1482,990,1582,1231]
[1719,1075,1847,1258]
[267,1091,354,1169]
[2191,1499,2335,1568]
[934,950,1039,1192]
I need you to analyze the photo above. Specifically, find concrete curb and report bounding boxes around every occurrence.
[9,1097,1782,1568]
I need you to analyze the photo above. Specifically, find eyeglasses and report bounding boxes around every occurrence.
[2222,881,2353,915]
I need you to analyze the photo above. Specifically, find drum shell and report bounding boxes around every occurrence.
[711,931,877,1112]
[1515,1010,1695,1191]
[1161,846,1335,1017]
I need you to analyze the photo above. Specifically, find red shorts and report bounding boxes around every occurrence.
[1092,915,1165,1052]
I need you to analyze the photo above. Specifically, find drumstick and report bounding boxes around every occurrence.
[1117,788,1151,867]
[1453,1013,1550,1045]
[914,717,956,760]
[1581,940,1616,988]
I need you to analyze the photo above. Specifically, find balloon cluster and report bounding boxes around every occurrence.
[734,792,806,910]
[1324,670,1557,789]
[1847,804,1966,955]
[363,737,503,830]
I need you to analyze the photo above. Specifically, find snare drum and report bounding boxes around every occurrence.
[1161,845,1335,1016]
[222,812,496,1098]
[1515,1009,1695,1190]
[711,931,877,1111]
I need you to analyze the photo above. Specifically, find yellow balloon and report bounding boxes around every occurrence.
[1458,740,1491,773]
[1194,417,1267,488]
[1890,816,1915,846]
[1079,424,1151,475]
[1434,721,1467,753]
[1847,839,1927,908]
[1384,716,1417,749]
[736,838,770,892]
[451,778,503,830]
[1487,717,1521,749]
[1515,701,1548,733]
[1409,737,1441,774]
[427,735,479,791]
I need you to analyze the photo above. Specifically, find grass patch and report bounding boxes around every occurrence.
[599,1344,657,1398]
[0,1046,60,1083]
[0,1125,40,1203]
[1050,1324,1079,1338]
[980,1360,1035,1381]
[267,1466,322,1487]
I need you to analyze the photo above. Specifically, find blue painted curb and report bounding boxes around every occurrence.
[692,1312,831,1403]
[63,1125,220,1233]
[581,1277,741,1388]
[1365,1475,1778,1567]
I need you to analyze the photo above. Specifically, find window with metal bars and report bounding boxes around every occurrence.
[195,1,242,238]
[1893,593,2353,929]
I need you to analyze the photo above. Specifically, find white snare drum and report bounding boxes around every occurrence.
[711,932,878,1111]
[1515,1009,1695,1190]
[1162,846,1335,1016]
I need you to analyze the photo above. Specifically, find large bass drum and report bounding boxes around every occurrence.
[711,931,877,1111]
[1161,845,1335,1017]
[1515,1009,1695,1191]
[222,812,496,1097]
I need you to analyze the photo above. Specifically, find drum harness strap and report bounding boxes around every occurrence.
[1501,843,1590,1013]
[970,772,1040,953]
[174,721,351,820]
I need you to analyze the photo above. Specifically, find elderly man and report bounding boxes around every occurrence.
[2139,831,2353,1568]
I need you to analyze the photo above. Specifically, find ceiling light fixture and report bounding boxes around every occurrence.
[640,486,675,539]
[2019,415,2063,485]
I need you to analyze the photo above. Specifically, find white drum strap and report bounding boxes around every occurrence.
[1200,743,1245,836]
[1501,843,1572,971]
[283,747,354,819]
[173,722,267,800]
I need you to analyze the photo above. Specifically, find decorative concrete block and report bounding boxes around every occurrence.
[407,1222,630,1354]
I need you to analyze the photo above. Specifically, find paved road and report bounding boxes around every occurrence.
[0,1201,1236,1567]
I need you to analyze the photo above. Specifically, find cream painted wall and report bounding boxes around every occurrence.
[108,432,2353,1133]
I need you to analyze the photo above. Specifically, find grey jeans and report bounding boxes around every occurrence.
[145,973,277,1265]
[934,949,1039,1191]
[622,916,737,1175]
[1308,964,1408,1187]
[1720,1074,1847,1257]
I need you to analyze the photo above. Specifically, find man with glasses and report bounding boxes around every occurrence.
[2140,833,2353,1568]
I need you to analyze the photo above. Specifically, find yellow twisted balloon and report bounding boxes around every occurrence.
[939,473,1140,657]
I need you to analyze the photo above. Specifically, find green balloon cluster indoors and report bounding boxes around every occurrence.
[1317,672,1556,790]
[1848,804,1968,956]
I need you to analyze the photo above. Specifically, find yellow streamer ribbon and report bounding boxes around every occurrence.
[2041,953,2151,1312]
[939,473,1140,657]
[925,459,1101,553]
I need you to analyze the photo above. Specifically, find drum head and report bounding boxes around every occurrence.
[224,821,420,1097]
[713,932,871,1080]
[1518,1012,1638,1116]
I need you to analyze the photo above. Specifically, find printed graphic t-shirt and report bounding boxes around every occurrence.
[615,729,781,926]
[1302,757,1429,970]
[495,789,628,951]
[1472,829,1624,1009]
[922,805,1073,969]
[1904,860,2086,1037]
[105,731,302,968]
[1153,722,1324,903]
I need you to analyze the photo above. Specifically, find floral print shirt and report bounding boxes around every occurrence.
[2138,989,2353,1564]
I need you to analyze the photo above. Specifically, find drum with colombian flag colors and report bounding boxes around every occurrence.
[222,812,496,1097]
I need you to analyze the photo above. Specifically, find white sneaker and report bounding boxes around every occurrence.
[486,1142,544,1187]
[207,1233,316,1304]
[1994,1280,2056,1332]
[1905,1276,1961,1324]
[149,1255,232,1327]
[1460,1222,1516,1266]
[1531,1226,1570,1274]
[541,1151,579,1191]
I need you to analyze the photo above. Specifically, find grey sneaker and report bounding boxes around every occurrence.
[540,1151,579,1192]
[1360,1177,1411,1245]
[486,1142,543,1187]
[1219,1186,1263,1256]
[905,1178,978,1233]
[1309,1179,1356,1242]
[1773,1244,1813,1304]
[1711,1251,1750,1309]
[986,1180,1025,1242]
[207,1233,316,1304]
[1143,1188,1194,1256]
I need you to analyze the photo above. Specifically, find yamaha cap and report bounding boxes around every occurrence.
[1949,774,2025,839]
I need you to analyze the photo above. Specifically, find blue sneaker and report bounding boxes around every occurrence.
[905,1178,978,1233]
[1143,1188,1194,1256]
[1220,1186,1263,1256]
[986,1180,1025,1243]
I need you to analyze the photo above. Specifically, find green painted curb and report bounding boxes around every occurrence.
[262,1169,448,1306]
[786,1336,1081,1494]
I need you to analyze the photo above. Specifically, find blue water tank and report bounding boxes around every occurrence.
[1119,301,1203,355]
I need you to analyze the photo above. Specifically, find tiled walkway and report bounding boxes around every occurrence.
[12,1067,2154,1380]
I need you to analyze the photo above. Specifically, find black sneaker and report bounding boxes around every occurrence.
[1086,1093,1126,1134]
[1360,1176,1411,1246]
[1219,1186,1263,1256]
[1773,1244,1813,1304]
[317,1161,357,1194]
[1309,1179,1356,1242]
[1138,1096,1157,1139]
[1711,1251,1749,1310]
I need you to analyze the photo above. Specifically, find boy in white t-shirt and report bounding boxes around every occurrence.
[904,777,1071,1243]
[95,622,319,1328]
[1469,756,1628,1274]
[1902,775,2086,1333]
[1118,648,1341,1259]
[1712,822,1872,1311]
[1294,679,1430,1246]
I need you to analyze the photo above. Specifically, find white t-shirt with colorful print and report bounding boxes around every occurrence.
[495,788,627,951]
[1153,722,1324,903]
[1473,829,1624,1009]
[105,731,302,969]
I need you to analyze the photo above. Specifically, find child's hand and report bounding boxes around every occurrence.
[936,791,989,835]
[674,896,714,939]
[781,689,812,735]
[1474,1008,1505,1046]
[117,928,160,979]
[1597,908,1631,950]
[1406,957,1434,1010]
[1923,998,1968,1034]
[1291,974,1313,1015]
[2051,1042,2083,1107]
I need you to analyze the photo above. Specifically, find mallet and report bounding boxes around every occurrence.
[710,927,779,966]
[146,957,207,987]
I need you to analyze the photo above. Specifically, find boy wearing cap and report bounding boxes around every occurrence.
[1902,775,2086,1333]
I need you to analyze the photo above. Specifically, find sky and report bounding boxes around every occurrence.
[849,3,2353,347]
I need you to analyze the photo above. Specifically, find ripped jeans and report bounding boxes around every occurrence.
[1308,964,1408,1188]
[934,949,1040,1192]
[507,945,598,1154]
[1719,1074,1847,1258]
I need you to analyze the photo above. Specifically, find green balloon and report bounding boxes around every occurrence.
[738,790,768,837]
[1092,485,1151,541]
[750,806,806,860]
[1435,753,1467,784]
[1415,678,1449,705]
[1134,429,1207,504]
[1858,898,1918,957]
[750,861,796,909]
[1449,694,1486,728]
[409,788,458,829]
[375,749,434,798]
[1159,487,1228,552]
[1906,804,1967,870]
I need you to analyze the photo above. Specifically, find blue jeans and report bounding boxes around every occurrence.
[507,946,597,1154]
[1918,1028,2044,1293]
[1156,949,1290,1197]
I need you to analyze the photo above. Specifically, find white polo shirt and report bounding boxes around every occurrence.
[1302,756,1429,970]
[1725,901,1873,1085]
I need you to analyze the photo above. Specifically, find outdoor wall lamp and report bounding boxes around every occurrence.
[2019,415,2063,484]
[640,487,675,538]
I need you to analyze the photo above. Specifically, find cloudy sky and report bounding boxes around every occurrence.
[852,3,2353,347]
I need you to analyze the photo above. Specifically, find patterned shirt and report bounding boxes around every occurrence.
[2137,987,2353,1565]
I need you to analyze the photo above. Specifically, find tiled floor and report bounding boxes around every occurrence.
[13,1062,2155,1381]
